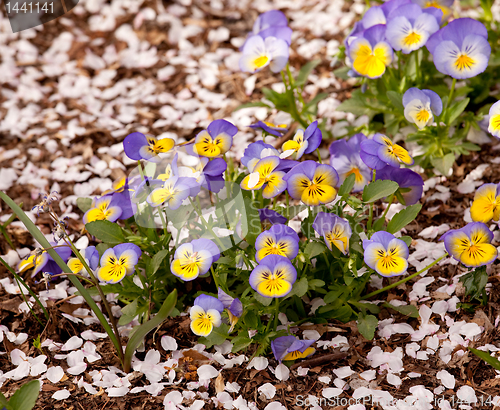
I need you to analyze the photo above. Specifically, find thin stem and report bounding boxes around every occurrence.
[361,253,448,300]
[316,148,322,164]
[272,297,280,331]
[284,64,308,128]
[447,78,457,110]
[137,160,165,237]
[381,195,394,221]
[62,237,124,364]
[285,192,289,220]
[210,265,222,292]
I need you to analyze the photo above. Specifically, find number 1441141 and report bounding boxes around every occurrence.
[5,2,54,14]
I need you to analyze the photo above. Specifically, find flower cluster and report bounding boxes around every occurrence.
[345,0,490,80]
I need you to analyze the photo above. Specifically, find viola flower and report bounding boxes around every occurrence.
[281,121,322,160]
[411,0,453,20]
[403,87,443,129]
[123,132,175,163]
[96,244,142,284]
[470,183,500,223]
[240,156,287,199]
[385,4,441,54]
[259,208,287,226]
[178,157,227,194]
[329,133,372,192]
[102,176,128,196]
[171,238,220,281]
[488,101,500,138]
[18,243,71,277]
[252,10,292,45]
[218,288,243,332]
[249,121,289,137]
[360,134,414,170]
[363,231,409,277]
[249,255,297,298]
[240,35,289,74]
[313,212,352,255]
[190,294,224,337]
[255,224,299,262]
[271,335,315,362]
[193,119,237,158]
[348,25,393,79]
[83,193,134,224]
[283,161,339,206]
[376,166,424,205]
[147,175,199,209]
[67,246,99,274]
[241,141,280,172]
[440,222,497,267]
[426,18,490,79]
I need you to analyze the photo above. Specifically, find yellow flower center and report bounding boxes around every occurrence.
[455,54,475,71]
[404,31,421,46]
[345,166,364,183]
[254,55,269,68]
[416,109,431,123]
[490,115,500,131]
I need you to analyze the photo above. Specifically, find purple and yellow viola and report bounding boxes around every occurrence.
[281,121,322,160]
[385,3,441,54]
[426,18,490,79]
[440,222,497,267]
[123,132,175,163]
[403,88,443,130]
[329,133,371,192]
[363,231,409,277]
[249,255,297,298]
[360,134,414,170]
[488,101,500,139]
[171,238,220,281]
[96,244,142,284]
[313,212,352,255]
[470,183,500,223]
[271,335,315,362]
[240,156,287,199]
[283,161,339,206]
[255,224,299,262]
[193,119,237,158]
[190,294,224,337]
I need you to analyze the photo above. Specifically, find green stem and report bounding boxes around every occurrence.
[283,65,308,128]
[447,78,457,110]
[316,148,322,164]
[272,297,280,331]
[381,195,394,221]
[137,160,161,239]
[285,192,289,220]
[362,253,448,300]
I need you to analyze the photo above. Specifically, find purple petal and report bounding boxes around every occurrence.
[123,132,148,161]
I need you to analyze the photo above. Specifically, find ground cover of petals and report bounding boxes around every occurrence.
[1,1,500,410]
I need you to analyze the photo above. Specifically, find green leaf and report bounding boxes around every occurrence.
[446,98,470,124]
[386,91,404,113]
[387,204,422,234]
[304,242,327,259]
[469,348,500,371]
[357,313,378,340]
[362,180,399,203]
[199,323,229,348]
[296,59,322,87]
[124,289,177,371]
[8,380,40,410]
[261,88,290,111]
[304,93,329,115]
[254,292,272,306]
[150,249,169,276]
[399,236,412,247]
[118,299,139,326]
[234,101,271,111]
[85,220,125,244]
[336,98,372,117]
[0,191,124,368]
[430,153,455,176]
[383,302,419,318]
[244,310,258,329]
[0,392,9,410]
[241,193,261,246]
[76,197,92,213]
[338,173,356,197]
[231,334,253,353]
[350,300,380,314]
[333,66,350,80]
[96,243,112,258]
[289,277,308,298]
[460,266,488,302]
